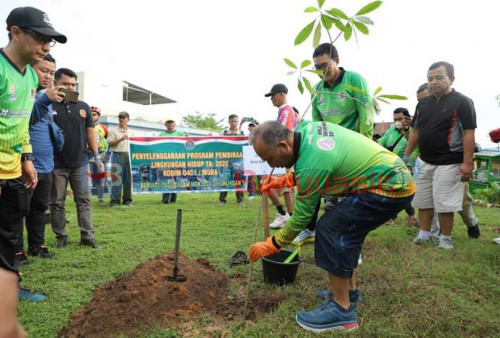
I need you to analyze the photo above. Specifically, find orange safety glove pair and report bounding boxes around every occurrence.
[249,237,280,262]
[260,172,295,194]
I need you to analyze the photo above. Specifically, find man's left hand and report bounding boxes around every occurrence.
[22,161,37,189]
[249,237,280,262]
[459,162,473,182]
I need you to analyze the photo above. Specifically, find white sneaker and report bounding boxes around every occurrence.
[292,229,315,245]
[269,213,290,229]
[493,237,500,245]
[248,195,255,200]
[437,237,454,250]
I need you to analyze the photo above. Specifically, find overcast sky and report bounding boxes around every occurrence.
[1,0,499,147]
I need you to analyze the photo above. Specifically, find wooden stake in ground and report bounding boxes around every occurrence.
[243,168,275,317]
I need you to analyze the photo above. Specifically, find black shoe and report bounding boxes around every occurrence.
[29,245,54,258]
[80,238,98,248]
[15,251,29,266]
[467,224,480,239]
[162,199,169,204]
[55,236,68,248]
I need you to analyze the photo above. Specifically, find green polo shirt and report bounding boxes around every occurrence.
[0,49,37,179]
[274,121,415,247]
[312,68,374,138]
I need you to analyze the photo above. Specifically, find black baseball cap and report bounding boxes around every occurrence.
[264,83,288,97]
[6,7,67,43]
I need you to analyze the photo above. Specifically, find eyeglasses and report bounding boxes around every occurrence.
[22,28,56,47]
[314,60,332,72]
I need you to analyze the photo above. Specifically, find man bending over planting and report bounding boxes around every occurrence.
[248,121,415,333]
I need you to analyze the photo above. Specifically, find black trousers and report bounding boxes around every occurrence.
[0,177,30,274]
[16,172,52,252]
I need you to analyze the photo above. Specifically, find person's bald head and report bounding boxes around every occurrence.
[251,121,295,168]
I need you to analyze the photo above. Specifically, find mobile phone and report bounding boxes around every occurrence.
[58,88,79,102]
[245,117,254,122]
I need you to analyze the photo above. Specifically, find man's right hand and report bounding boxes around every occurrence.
[46,86,65,103]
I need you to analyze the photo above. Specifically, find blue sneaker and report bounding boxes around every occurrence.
[19,287,46,302]
[315,289,363,305]
[296,299,359,333]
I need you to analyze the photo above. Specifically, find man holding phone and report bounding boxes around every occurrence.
[50,68,103,249]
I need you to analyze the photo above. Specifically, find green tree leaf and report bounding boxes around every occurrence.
[295,20,316,46]
[343,22,353,40]
[327,8,349,20]
[377,94,408,100]
[321,14,342,30]
[286,71,296,76]
[317,0,326,9]
[313,21,322,47]
[297,78,304,94]
[353,20,369,34]
[373,86,382,96]
[343,84,369,97]
[300,60,312,68]
[284,58,297,69]
[375,97,390,104]
[356,0,383,15]
[306,69,324,78]
[305,7,318,13]
[303,77,315,95]
[354,15,374,25]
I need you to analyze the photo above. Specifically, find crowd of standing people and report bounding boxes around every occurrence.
[0,5,497,336]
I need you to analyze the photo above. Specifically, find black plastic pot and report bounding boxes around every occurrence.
[261,249,300,285]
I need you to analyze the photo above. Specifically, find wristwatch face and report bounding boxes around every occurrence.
[21,154,34,162]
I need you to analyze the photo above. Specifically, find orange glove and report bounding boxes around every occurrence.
[249,237,280,262]
[260,172,294,194]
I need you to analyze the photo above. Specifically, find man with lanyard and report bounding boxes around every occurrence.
[264,83,296,229]
[249,121,415,332]
[1,6,66,301]
[159,117,186,204]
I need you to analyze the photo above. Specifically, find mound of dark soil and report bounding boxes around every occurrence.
[59,252,285,337]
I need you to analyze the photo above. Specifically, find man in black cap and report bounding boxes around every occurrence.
[1,6,66,301]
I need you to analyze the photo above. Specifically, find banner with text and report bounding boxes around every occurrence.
[129,136,249,193]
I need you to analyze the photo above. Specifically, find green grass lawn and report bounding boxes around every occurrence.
[18,193,500,337]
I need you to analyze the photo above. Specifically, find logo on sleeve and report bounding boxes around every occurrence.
[316,137,335,151]
[9,85,16,101]
[79,109,87,118]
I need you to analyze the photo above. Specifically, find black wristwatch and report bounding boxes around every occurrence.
[21,153,35,162]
